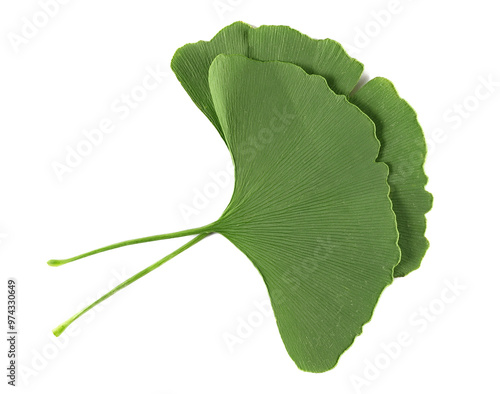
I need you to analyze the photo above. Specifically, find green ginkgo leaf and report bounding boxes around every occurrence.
[208,54,400,372]
[171,22,431,277]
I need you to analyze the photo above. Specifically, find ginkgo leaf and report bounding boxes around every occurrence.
[350,78,433,276]
[207,54,400,372]
[171,22,431,277]
[171,21,363,141]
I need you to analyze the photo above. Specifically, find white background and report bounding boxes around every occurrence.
[1,0,499,393]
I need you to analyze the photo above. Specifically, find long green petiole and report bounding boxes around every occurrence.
[47,225,212,267]
[52,233,212,337]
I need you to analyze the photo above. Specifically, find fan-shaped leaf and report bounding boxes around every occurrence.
[208,54,400,372]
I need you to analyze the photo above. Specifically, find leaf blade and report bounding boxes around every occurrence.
[208,55,400,372]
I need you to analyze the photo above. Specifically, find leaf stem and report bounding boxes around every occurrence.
[52,233,211,337]
[47,225,212,267]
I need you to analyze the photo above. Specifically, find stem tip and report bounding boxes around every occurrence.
[52,323,68,337]
[47,259,64,267]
